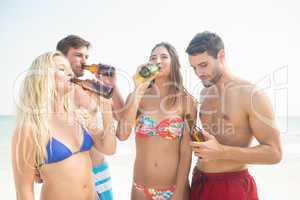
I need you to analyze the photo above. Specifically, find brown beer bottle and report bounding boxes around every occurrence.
[187,103,205,142]
[191,125,204,142]
[186,114,204,142]
[70,78,113,99]
[84,64,115,76]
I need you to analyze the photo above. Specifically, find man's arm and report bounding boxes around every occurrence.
[85,97,116,155]
[98,72,125,121]
[222,90,282,164]
[111,86,124,120]
[191,89,282,164]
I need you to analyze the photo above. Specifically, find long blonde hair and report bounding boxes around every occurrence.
[15,51,71,168]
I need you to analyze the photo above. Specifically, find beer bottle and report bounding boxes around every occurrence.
[70,78,113,99]
[191,125,204,142]
[190,103,205,142]
[84,63,115,77]
[139,63,160,78]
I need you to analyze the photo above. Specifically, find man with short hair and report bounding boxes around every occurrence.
[57,35,124,200]
[187,31,282,200]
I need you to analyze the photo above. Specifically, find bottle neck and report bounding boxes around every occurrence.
[84,64,98,74]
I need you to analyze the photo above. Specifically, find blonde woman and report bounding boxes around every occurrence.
[11,51,116,200]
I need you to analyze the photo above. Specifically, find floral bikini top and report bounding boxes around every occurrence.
[135,114,185,140]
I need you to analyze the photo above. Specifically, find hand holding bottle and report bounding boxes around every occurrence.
[133,63,160,92]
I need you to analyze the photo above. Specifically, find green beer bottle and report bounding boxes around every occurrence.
[139,63,160,78]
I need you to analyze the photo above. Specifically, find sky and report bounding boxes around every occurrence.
[1,0,299,116]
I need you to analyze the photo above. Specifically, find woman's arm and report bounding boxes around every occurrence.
[173,95,197,199]
[11,125,36,200]
[116,90,143,141]
[116,67,158,141]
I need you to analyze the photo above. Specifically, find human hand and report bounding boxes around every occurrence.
[190,130,225,161]
[133,63,159,93]
[95,64,117,87]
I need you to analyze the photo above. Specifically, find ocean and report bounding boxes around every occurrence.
[1,115,299,199]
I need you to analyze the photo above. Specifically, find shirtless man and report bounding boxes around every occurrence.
[56,35,124,200]
[187,31,282,200]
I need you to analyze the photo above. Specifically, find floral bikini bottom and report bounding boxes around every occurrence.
[133,182,175,200]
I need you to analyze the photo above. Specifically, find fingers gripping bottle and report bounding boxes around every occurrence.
[135,63,160,85]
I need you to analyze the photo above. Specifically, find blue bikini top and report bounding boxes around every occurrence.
[45,128,93,164]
